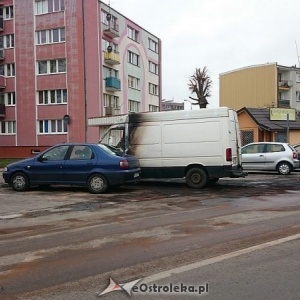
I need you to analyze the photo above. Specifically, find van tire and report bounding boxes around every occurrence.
[186,168,208,189]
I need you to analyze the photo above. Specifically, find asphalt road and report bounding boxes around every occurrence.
[1,172,300,299]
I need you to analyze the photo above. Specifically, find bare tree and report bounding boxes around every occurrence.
[188,66,212,108]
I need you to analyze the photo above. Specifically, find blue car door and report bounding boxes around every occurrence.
[63,145,97,183]
[32,145,69,183]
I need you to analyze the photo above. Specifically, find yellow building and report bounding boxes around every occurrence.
[220,63,300,111]
[237,107,300,145]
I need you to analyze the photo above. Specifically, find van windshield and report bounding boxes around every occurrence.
[100,127,126,152]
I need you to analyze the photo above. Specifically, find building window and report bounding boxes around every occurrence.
[149,105,159,112]
[103,66,118,79]
[38,89,67,105]
[0,63,15,77]
[149,61,159,75]
[38,119,68,134]
[37,59,66,74]
[127,26,139,42]
[36,28,65,44]
[296,91,300,102]
[35,0,65,15]
[128,75,140,90]
[128,51,139,66]
[149,38,158,53]
[296,73,300,82]
[0,92,15,106]
[101,10,118,30]
[149,83,158,95]
[102,39,118,53]
[274,131,287,143]
[3,34,14,48]
[128,100,140,112]
[241,130,254,146]
[3,6,14,20]
[0,121,16,134]
[103,94,120,109]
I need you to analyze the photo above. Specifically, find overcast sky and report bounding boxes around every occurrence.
[105,0,300,108]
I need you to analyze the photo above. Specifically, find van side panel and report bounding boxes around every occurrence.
[162,120,223,166]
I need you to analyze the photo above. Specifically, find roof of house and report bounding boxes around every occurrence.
[237,107,300,130]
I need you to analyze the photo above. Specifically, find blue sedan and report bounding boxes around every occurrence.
[2,143,141,194]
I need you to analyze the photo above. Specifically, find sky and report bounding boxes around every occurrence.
[104,0,300,108]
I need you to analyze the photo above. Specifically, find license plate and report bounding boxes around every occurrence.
[134,172,139,178]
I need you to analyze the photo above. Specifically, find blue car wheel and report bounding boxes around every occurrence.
[87,174,108,194]
[11,172,30,192]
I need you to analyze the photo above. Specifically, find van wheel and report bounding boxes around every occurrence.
[87,174,108,194]
[277,162,292,175]
[186,168,208,189]
[11,172,30,192]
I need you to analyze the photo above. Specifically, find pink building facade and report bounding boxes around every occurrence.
[0,0,161,157]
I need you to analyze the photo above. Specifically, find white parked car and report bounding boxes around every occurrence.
[241,142,299,175]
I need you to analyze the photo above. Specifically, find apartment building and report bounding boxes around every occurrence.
[0,0,161,157]
[161,99,184,111]
[219,63,300,111]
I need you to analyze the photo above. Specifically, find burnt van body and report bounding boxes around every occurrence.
[100,107,246,188]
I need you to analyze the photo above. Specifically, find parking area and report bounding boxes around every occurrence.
[1,171,300,221]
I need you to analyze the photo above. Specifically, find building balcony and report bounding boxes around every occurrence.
[0,75,6,88]
[278,99,290,108]
[103,22,120,38]
[0,103,5,117]
[105,76,121,92]
[104,51,120,65]
[278,80,292,90]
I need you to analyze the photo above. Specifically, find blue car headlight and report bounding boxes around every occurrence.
[4,167,8,172]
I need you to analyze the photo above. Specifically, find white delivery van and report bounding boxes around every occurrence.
[100,107,246,188]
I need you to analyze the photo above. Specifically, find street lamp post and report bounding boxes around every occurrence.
[184,99,193,110]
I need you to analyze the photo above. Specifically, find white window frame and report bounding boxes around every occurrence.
[102,38,119,53]
[127,26,139,42]
[103,66,118,79]
[1,92,16,106]
[1,63,15,77]
[3,34,14,48]
[38,89,67,105]
[149,83,159,95]
[103,94,120,109]
[128,75,140,90]
[0,121,16,134]
[296,91,300,102]
[38,119,68,134]
[128,100,140,112]
[35,0,65,15]
[37,59,66,75]
[149,38,158,53]
[128,51,139,66]
[149,61,159,75]
[149,105,159,112]
[36,28,65,44]
[297,73,300,83]
[3,6,14,20]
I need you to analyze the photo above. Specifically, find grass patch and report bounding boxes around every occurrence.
[0,158,22,168]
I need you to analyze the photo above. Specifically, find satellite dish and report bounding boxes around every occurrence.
[287,80,293,87]
[107,45,112,53]
[63,114,70,124]
[106,13,111,21]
